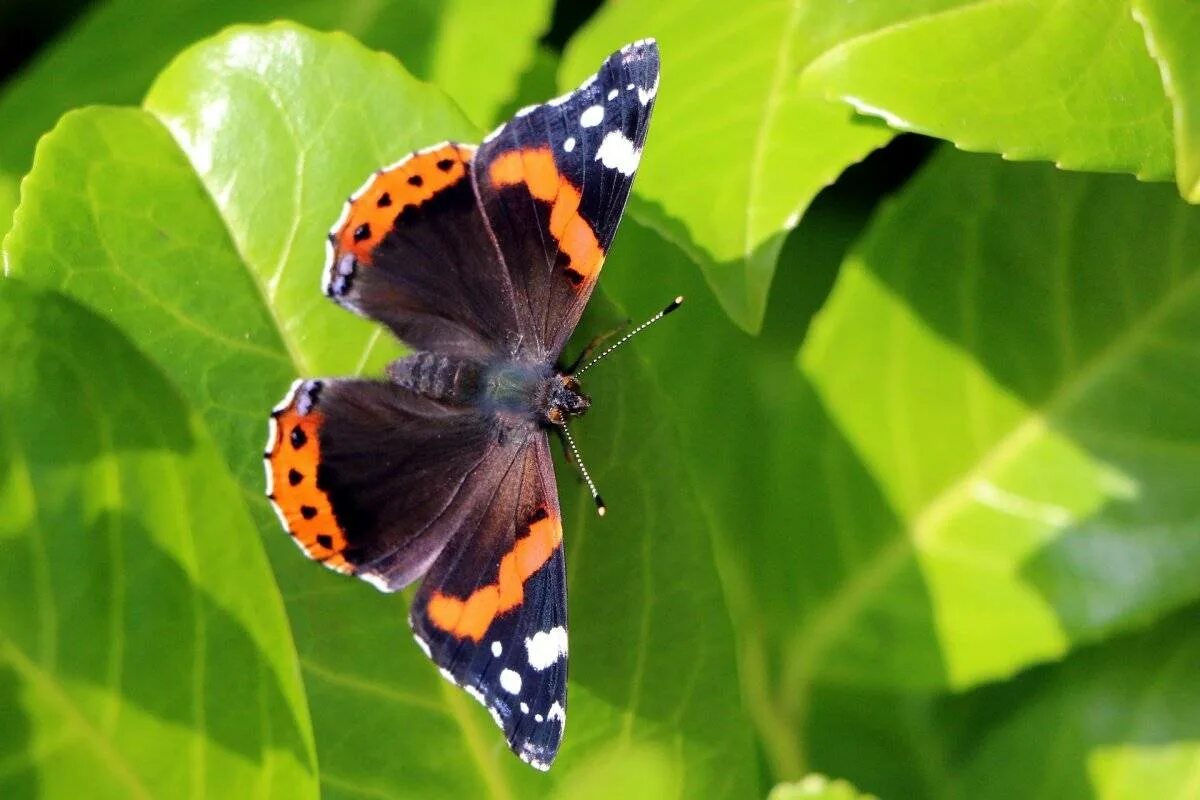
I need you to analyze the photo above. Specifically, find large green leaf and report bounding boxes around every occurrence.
[0,0,551,234]
[800,148,1200,691]
[561,0,920,333]
[805,0,1174,181]
[805,605,1200,799]
[563,0,1182,332]
[1134,0,1200,202]
[0,280,316,798]
[3,25,756,797]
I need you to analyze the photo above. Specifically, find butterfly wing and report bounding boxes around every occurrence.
[472,39,660,358]
[264,378,526,590]
[410,434,568,771]
[324,144,524,357]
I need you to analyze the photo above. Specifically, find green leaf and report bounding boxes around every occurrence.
[144,22,481,378]
[4,24,757,797]
[804,606,1200,799]
[564,0,1185,331]
[805,0,1174,182]
[799,147,1200,690]
[3,104,296,491]
[562,0,930,332]
[769,775,877,800]
[0,280,316,798]
[1134,0,1200,202]
[0,0,551,236]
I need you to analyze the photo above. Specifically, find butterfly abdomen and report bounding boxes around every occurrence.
[388,352,482,404]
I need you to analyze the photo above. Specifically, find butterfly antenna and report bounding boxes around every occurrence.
[573,296,684,376]
[561,424,605,516]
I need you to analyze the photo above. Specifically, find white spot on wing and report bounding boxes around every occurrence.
[491,641,503,657]
[607,88,618,100]
[515,104,537,117]
[499,668,522,694]
[594,131,642,176]
[547,701,565,723]
[520,702,529,714]
[535,713,544,722]
[525,626,568,671]
[580,105,604,128]
[563,137,576,153]
[438,667,457,686]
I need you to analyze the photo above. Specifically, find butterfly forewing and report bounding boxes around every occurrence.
[472,39,660,357]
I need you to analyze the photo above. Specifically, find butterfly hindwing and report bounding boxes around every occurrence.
[410,435,568,770]
[265,378,524,590]
[473,38,660,357]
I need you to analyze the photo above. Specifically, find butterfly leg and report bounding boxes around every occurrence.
[551,425,575,468]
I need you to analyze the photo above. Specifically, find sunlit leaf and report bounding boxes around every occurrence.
[565,0,1182,331]
[1134,0,1200,202]
[769,774,877,800]
[806,0,1173,180]
[562,0,920,332]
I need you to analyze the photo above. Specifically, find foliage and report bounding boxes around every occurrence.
[1,1,1198,798]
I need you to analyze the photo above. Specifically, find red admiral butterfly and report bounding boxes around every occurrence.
[264,40,661,770]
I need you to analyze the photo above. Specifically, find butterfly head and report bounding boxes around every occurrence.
[545,374,590,426]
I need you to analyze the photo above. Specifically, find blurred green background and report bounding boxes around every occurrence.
[2,1,1199,798]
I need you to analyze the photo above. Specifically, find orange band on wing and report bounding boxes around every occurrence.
[265,384,352,573]
[426,508,563,641]
[331,143,474,267]
[488,147,604,285]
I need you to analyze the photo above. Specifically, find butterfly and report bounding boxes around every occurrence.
[263,39,659,770]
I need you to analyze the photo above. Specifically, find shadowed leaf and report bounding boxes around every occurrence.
[0,280,316,798]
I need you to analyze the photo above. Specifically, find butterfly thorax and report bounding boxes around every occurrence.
[388,352,589,426]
